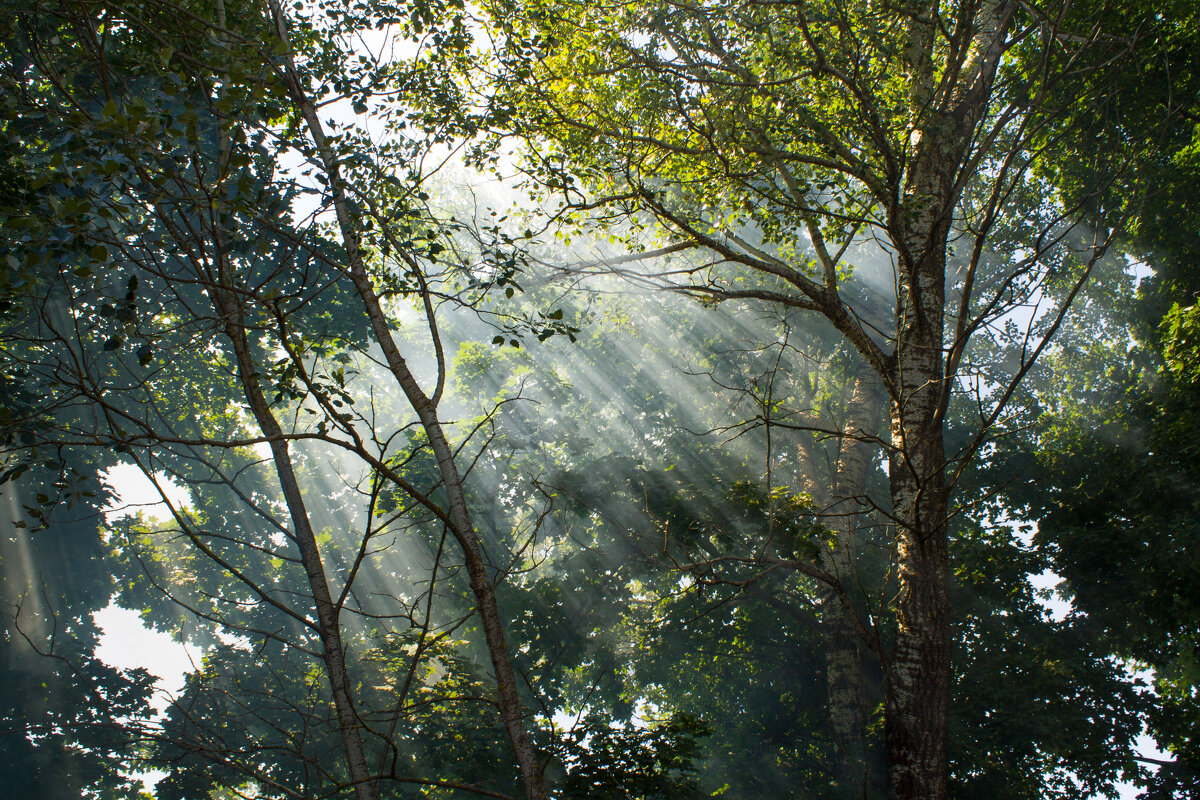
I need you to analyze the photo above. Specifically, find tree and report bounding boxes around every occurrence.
[966,4,1200,793]
[483,1,1171,797]
[438,280,1145,798]
[0,0,553,796]
[3,0,1190,798]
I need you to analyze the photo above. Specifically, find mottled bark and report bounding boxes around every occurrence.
[884,145,954,800]
[820,371,886,799]
[884,402,951,800]
[880,3,1016,796]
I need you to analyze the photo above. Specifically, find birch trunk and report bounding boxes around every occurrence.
[884,155,953,800]
[820,371,886,799]
[884,414,951,800]
[884,390,951,800]
[877,1,1004,791]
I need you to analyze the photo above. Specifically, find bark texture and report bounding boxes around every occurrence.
[884,137,954,800]
[820,371,887,799]
[881,3,1015,796]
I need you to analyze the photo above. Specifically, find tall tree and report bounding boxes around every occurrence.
[484,1,1171,797]
[979,4,1200,793]
[0,0,558,796]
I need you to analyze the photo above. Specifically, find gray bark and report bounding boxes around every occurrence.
[820,371,886,799]
[883,141,954,800]
[881,4,1016,796]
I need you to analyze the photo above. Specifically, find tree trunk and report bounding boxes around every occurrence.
[884,429,951,800]
[884,374,952,800]
[218,295,379,800]
[884,158,953,799]
[264,5,546,796]
[353,280,547,800]
[820,370,886,799]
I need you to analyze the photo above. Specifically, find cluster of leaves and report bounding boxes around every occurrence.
[556,713,711,800]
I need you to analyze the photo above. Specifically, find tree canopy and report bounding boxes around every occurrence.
[1,1,1197,800]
